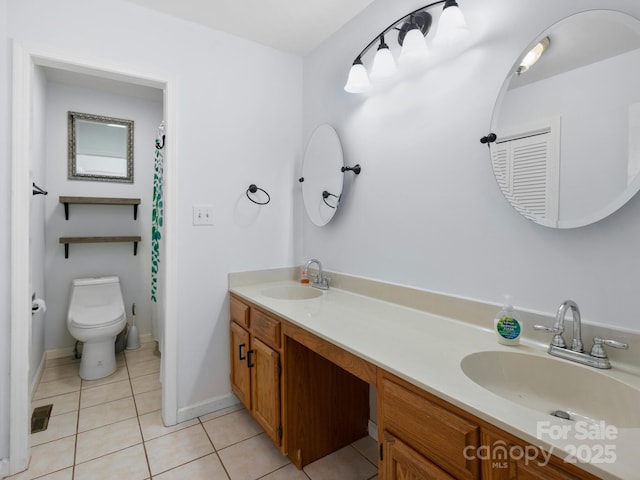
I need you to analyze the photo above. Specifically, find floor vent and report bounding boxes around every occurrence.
[31,404,53,434]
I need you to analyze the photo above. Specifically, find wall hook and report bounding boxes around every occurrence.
[341,164,362,175]
[155,121,165,149]
[480,133,497,146]
[32,182,48,196]
[247,184,271,205]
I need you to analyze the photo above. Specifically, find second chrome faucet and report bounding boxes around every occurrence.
[534,299,628,369]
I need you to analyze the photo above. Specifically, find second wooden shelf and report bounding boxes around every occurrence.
[59,236,141,258]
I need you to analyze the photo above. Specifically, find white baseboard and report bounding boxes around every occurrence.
[368,420,378,442]
[1,457,9,478]
[30,353,46,401]
[176,393,240,424]
[45,346,76,361]
[44,333,154,361]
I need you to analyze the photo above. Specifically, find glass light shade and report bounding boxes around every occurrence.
[344,61,371,93]
[433,3,469,46]
[370,45,397,80]
[399,28,429,64]
[517,38,550,75]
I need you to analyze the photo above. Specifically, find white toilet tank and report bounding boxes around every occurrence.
[68,276,126,329]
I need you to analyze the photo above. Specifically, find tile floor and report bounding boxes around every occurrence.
[10,339,379,480]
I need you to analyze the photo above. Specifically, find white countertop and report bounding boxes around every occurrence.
[230,279,640,479]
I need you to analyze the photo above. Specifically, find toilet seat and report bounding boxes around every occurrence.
[69,304,126,329]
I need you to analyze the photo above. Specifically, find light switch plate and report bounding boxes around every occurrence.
[193,205,214,225]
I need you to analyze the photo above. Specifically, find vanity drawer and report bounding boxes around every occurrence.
[380,374,480,480]
[230,296,250,329]
[251,309,281,349]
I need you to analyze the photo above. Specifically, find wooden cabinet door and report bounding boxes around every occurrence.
[481,430,585,480]
[250,337,282,446]
[383,431,456,480]
[380,374,479,480]
[230,321,251,410]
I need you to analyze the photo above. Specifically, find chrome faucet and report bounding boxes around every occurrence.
[557,300,583,352]
[303,258,330,290]
[534,300,628,369]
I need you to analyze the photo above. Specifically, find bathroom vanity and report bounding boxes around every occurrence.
[228,271,640,479]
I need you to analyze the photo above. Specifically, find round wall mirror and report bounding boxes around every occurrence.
[489,10,640,228]
[301,124,344,226]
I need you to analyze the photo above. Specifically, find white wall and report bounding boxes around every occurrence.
[302,0,640,333]
[3,0,302,423]
[44,81,162,350]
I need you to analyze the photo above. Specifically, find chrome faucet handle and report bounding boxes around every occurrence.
[533,324,566,348]
[311,274,330,290]
[533,324,559,333]
[590,337,629,359]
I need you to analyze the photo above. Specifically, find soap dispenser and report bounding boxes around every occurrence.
[494,295,522,346]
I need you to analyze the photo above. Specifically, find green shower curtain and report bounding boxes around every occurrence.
[151,123,164,302]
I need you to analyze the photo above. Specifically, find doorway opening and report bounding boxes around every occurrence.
[9,42,178,476]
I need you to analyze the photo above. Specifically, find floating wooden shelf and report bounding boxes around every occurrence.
[59,196,141,220]
[59,236,141,259]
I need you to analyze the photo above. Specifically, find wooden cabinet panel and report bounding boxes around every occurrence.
[231,296,250,329]
[251,308,281,349]
[380,374,479,480]
[480,429,596,480]
[383,431,456,480]
[250,337,282,446]
[285,336,369,469]
[230,321,251,410]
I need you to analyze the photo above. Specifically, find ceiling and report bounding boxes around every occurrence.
[43,67,164,101]
[124,0,375,56]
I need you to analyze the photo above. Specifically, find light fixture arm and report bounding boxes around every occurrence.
[349,0,447,63]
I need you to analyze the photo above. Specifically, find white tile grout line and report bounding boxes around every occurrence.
[198,416,232,480]
[72,367,81,479]
[125,347,154,479]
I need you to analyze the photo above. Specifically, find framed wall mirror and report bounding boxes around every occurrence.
[68,111,134,183]
[489,10,640,228]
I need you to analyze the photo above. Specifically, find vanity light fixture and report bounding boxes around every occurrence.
[432,0,470,45]
[344,0,469,93]
[517,37,550,75]
[370,35,397,80]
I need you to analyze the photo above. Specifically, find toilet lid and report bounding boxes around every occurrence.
[69,304,125,328]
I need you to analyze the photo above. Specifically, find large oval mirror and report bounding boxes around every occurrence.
[301,124,344,226]
[489,10,640,228]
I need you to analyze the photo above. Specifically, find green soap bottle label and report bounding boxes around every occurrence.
[497,317,521,340]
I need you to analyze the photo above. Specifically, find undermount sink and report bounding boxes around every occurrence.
[262,285,323,300]
[461,351,640,428]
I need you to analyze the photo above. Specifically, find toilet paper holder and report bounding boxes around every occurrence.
[32,292,47,315]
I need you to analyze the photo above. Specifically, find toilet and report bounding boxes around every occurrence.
[67,276,127,380]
